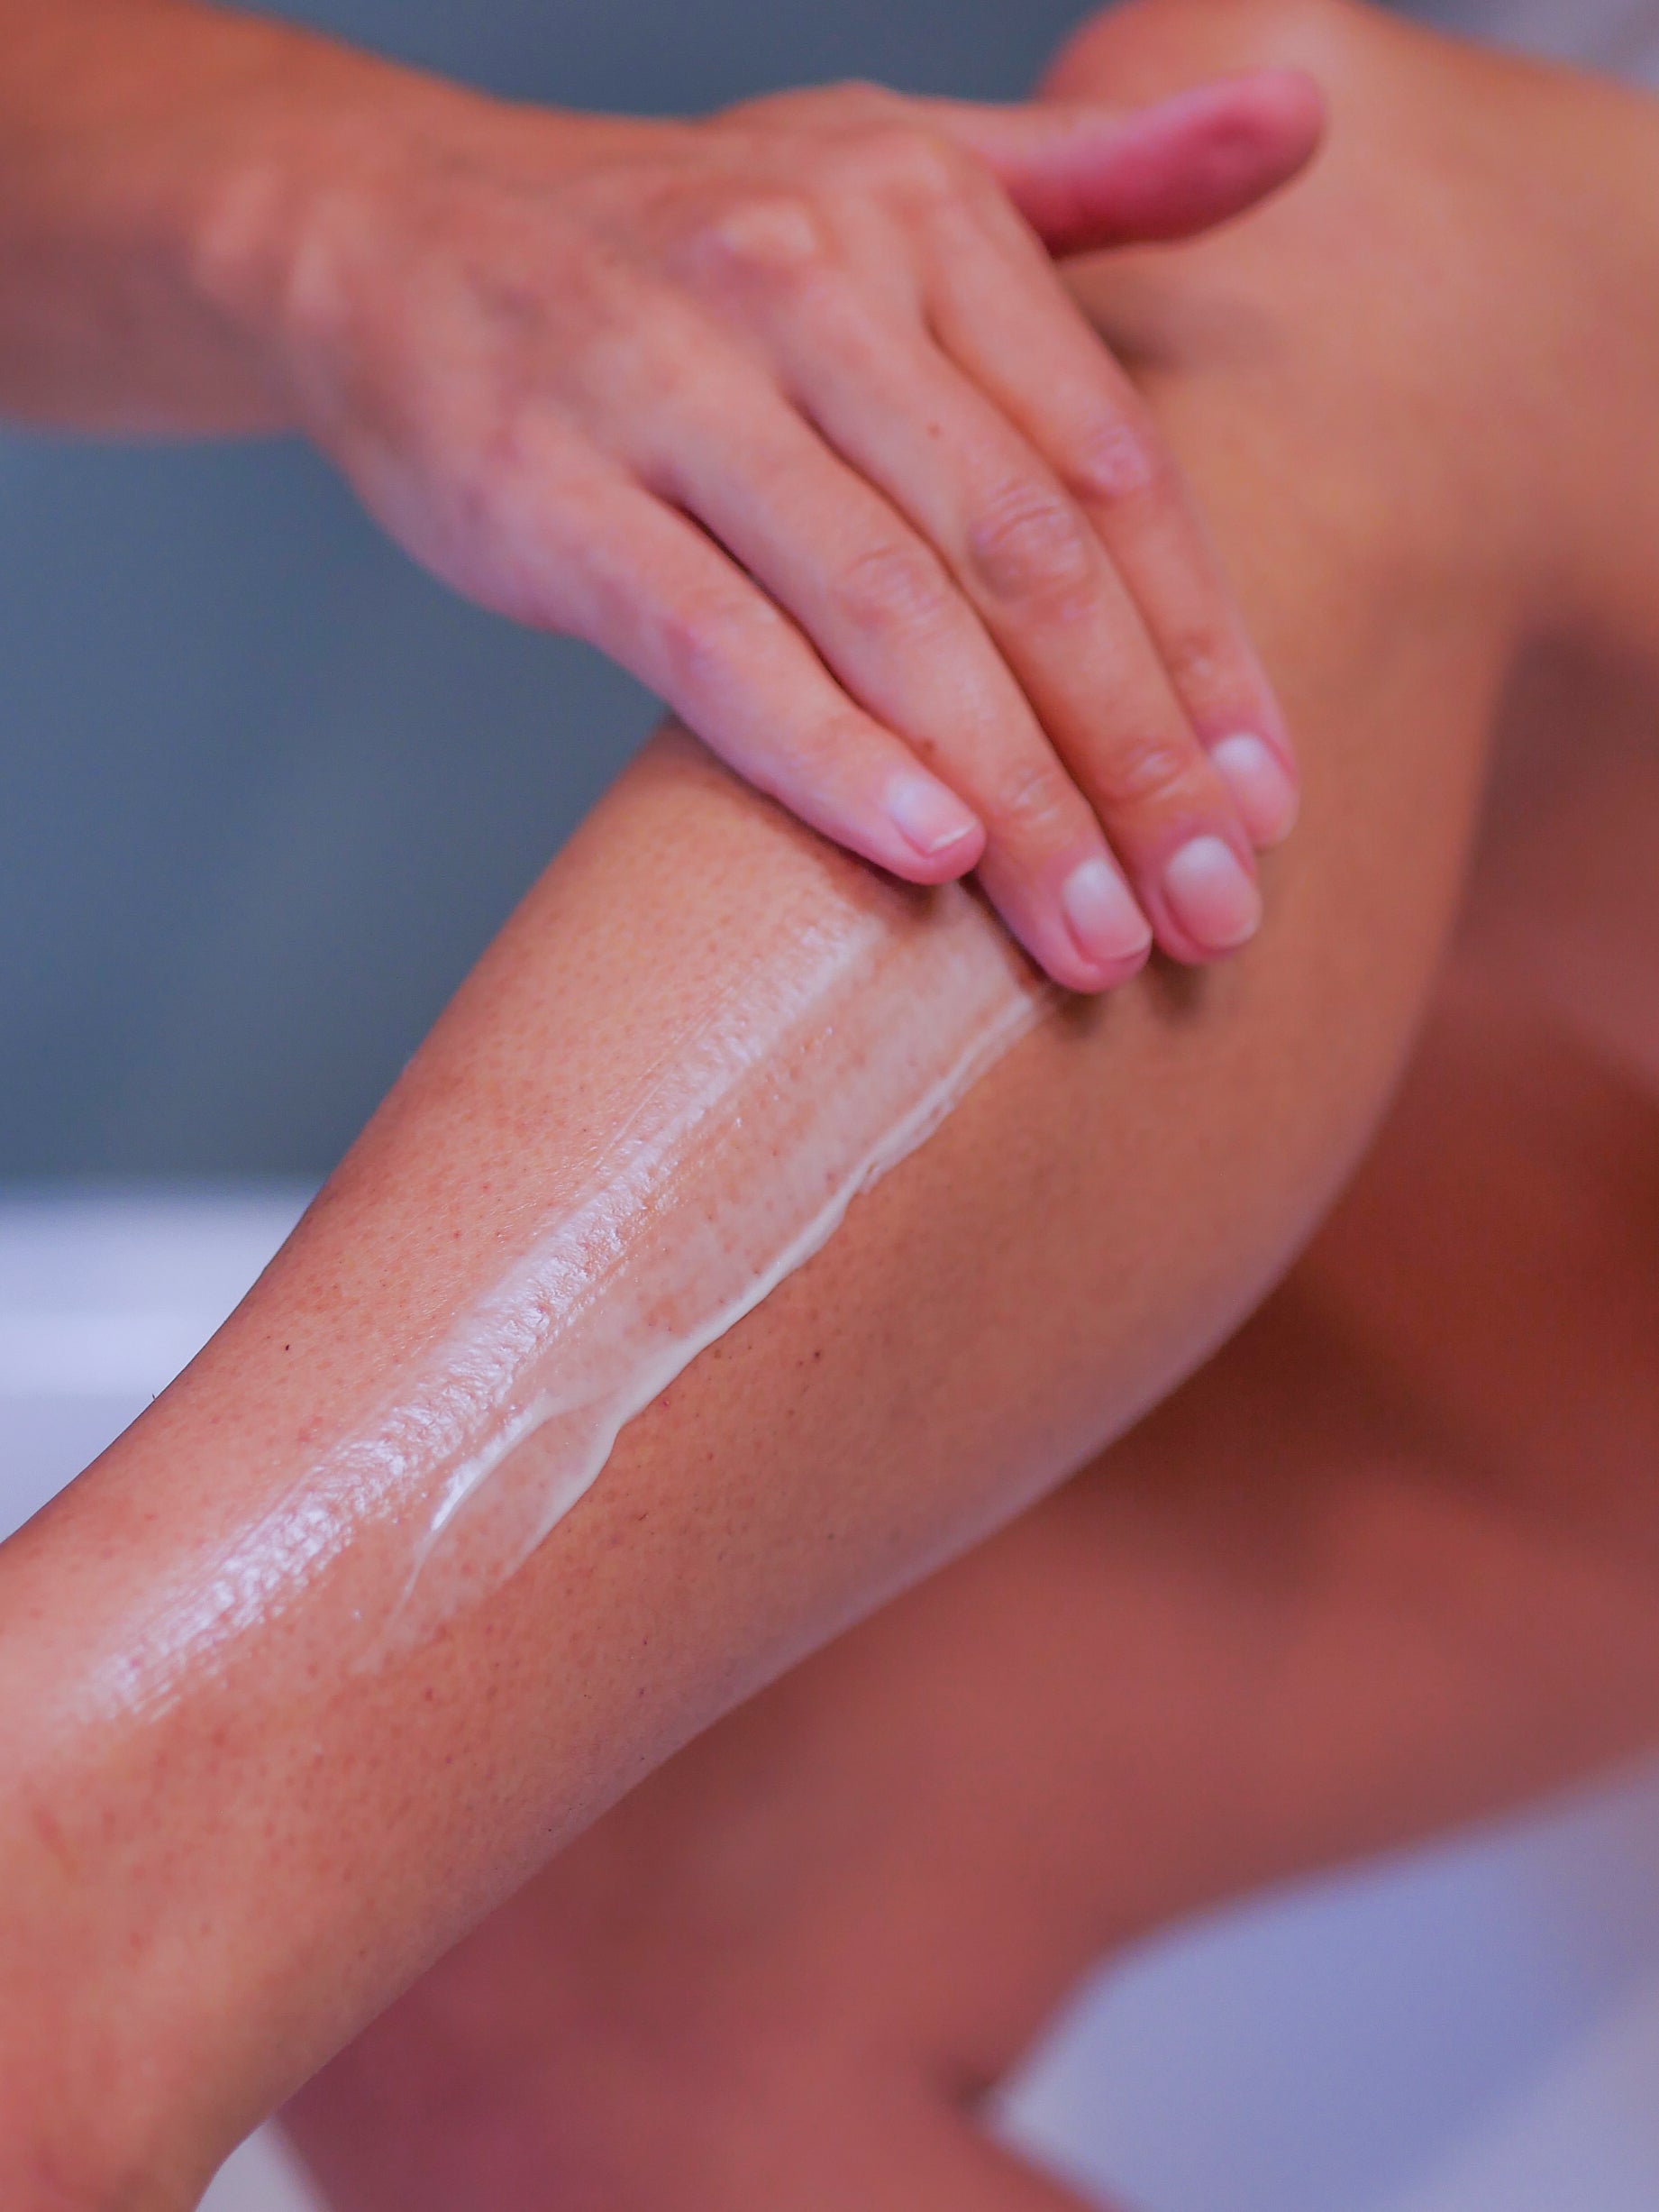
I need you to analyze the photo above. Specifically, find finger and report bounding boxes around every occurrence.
[762,283,1262,964]
[550,477,990,888]
[630,370,1155,991]
[908,70,1326,252]
[925,187,1300,852]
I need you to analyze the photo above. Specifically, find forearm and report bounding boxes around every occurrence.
[0,0,327,427]
[0,0,620,434]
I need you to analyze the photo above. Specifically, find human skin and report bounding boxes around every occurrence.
[285,9,1659,2209]
[0,0,1323,981]
[287,760,1659,2212]
[5,0,1657,2205]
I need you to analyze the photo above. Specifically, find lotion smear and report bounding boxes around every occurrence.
[91,865,1049,1717]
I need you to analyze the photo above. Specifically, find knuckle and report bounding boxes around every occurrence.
[467,407,591,546]
[1089,727,1197,812]
[685,193,830,288]
[802,78,906,125]
[656,589,778,693]
[844,121,964,204]
[1157,623,1228,700]
[966,481,1096,608]
[987,754,1078,843]
[1068,413,1164,506]
[830,537,955,637]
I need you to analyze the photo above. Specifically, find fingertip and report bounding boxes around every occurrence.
[1152,74,1319,204]
[1061,855,1155,973]
[1042,932,1154,996]
[1217,66,1328,189]
[882,834,986,888]
[1069,941,1154,995]
[1158,834,1263,960]
[1209,732,1301,849]
[1244,66,1330,161]
[1095,69,1327,241]
[884,772,988,874]
[1002,858,1154,996]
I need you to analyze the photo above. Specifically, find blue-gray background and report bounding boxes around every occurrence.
[2,0,1108,1178]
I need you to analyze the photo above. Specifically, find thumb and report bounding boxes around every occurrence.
[915,69,1326,254]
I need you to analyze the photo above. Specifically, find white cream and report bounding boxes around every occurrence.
[90,871,1050,1716]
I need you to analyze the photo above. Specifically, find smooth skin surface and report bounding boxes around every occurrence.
[0,0,1323,983]
[288,876,1659,2212]
[5,0,1658,2204]
[286,10,1659,2209]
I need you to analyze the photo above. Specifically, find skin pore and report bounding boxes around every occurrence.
[6,0,1659,2205]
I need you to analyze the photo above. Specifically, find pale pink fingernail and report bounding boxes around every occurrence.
[1061,855,1153,969]
[1210,733,1299,848]
[1163,836,1262,952]
[886,772,981,861]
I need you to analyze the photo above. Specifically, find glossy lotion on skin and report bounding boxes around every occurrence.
[89,869,1050,1716]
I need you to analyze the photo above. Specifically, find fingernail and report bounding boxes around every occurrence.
[887,772,982,861]
[1061,855,1153,969]
[1163,836,1262,951]
[1210,733,1299,848]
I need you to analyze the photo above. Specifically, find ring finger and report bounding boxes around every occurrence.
[761,270,1266,964]
[628,361,1158,990]
[926,177,1300,848]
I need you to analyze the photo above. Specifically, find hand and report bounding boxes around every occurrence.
[260,70,1322,989]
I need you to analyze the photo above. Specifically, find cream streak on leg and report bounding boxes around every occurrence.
[86,841,1053,1720]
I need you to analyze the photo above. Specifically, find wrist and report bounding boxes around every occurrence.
[176,33,459,435]
[190,54,672,447]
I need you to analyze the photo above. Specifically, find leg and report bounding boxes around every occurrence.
[288,713,1659,2212]
[289,14,1659,2203]
[2,1,1644,2199]
[286,1065,1659,2212]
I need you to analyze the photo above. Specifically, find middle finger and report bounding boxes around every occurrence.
[767,276,1265,964]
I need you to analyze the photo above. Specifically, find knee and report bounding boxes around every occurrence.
[1039,0,1381,105]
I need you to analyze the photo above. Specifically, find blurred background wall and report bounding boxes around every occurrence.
[4,0,1653,1178]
